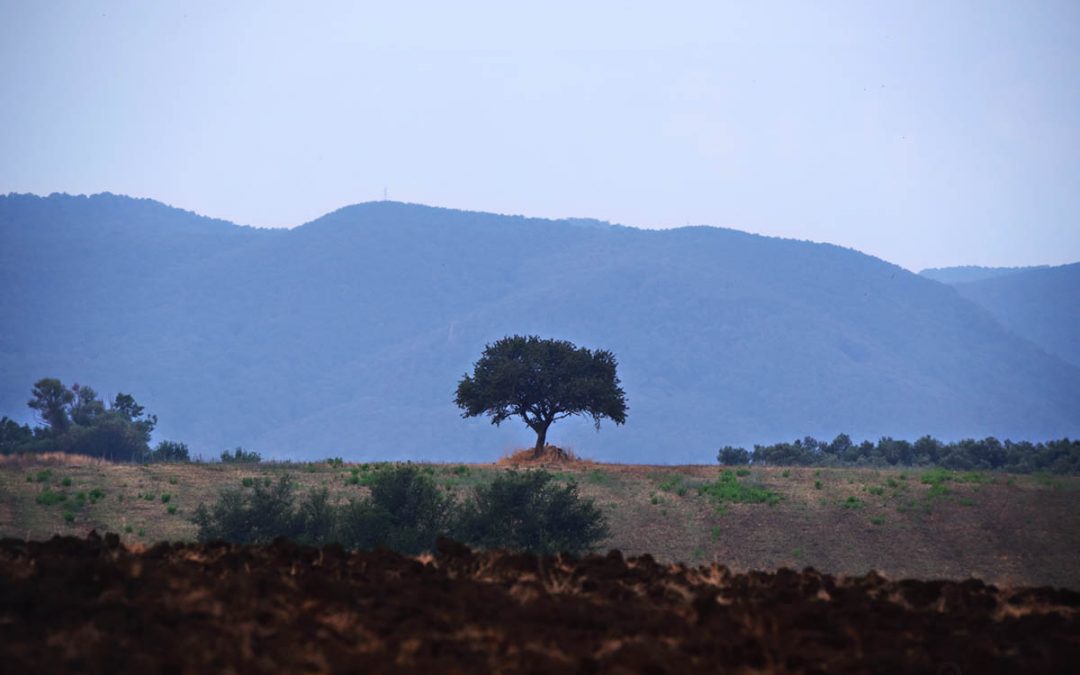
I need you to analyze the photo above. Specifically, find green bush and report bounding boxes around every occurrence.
[455,470,608,555]
[150,440,190,462]
[192,476,304,545]
[194,465,453,554]
[841,496,864,509]
[698,471,780,506]
[220,447,261,464]
[61,477,72,487]
[161,493,171,504]
[338,464,453,554]
[35,489,67,506]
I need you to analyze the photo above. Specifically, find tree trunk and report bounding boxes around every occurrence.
[533,421,551,458]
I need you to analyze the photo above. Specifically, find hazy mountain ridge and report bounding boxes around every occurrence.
[919,265,1049,284]
[2,193,1078,463]
[946,263,1080,368]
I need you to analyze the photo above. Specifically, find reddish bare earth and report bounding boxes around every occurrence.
[1,533,1077,674]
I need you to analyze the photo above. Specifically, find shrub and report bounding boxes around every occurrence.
[36,489,67,506]
[161,493,171,504]
[841,496,864,509]
[220,447,261,464]
[61,477,72,487]
[192,475,302,545]
[698,471,781,506]
[455,470,608,555]
[167,505,177,515]
[241,477,254,488]
[338,464,454,554]
[150,440,191,463]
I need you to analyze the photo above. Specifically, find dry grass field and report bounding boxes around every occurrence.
[2,453,1078,588]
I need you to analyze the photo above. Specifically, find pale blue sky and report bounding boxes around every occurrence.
[2,0,1077,270]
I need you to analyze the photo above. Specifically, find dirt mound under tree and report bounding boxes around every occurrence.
[1,533,1077,673]
[499,444,591,466]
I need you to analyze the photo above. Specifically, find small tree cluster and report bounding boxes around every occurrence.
[193,465,608,556]
[220,447,262,464]
[1,378,193,462]
[1,378,184,462]
[718,434,1080,474]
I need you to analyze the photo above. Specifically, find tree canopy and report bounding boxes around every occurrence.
[455,335,628,456]
[7,378,162,462]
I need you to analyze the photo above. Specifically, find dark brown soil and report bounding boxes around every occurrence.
[2,533,1077,674]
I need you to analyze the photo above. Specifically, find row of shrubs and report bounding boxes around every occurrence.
[192,465,608,556]
[719,435,1080,473]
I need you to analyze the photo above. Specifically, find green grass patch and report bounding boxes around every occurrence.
[161,493,171,504]
[921,468,955,486]
[657,474,691,496]
[870,516,885,526]
[586,469,612,485]
[867,485,885,496]
[35,469,52,483]
[927,484,950,498]
[698,470,781,507]
[35,489,67,506]
[61,477,72,487]
[735,468,751,477]
[840,496,864,509]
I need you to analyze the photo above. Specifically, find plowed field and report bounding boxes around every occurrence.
[2,533,1077,674]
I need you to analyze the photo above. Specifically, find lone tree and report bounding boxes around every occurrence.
[455,335,628,457]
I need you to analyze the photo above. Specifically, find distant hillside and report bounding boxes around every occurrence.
[946,264,1080,368]
[2,193,1079,462]
[919,265,1047,284]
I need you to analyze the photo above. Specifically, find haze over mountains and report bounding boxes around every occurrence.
[921,264,1080,369]
[2,193,1078,463]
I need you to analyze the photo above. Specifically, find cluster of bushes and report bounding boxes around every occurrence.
[719,435,1080,473]
[0,378,186,462]
[0,378,272,465]
[219,447,261,464]
[192,465,608,556]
